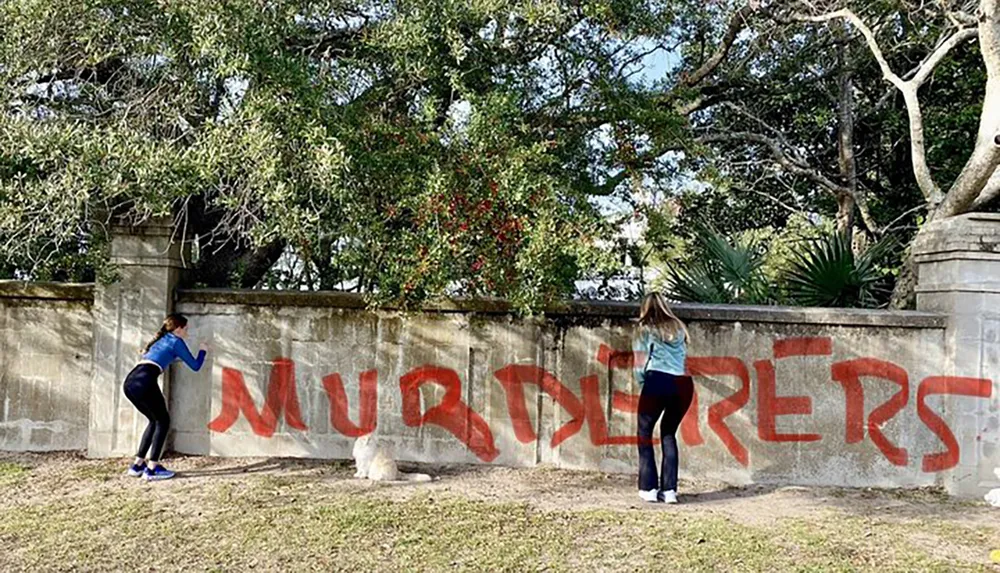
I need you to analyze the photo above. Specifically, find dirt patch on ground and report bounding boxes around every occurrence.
[2,451,983,524]
[2,451,999,572]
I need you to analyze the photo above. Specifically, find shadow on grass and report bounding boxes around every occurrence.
[680,484,780,504]
[171,456,354,479]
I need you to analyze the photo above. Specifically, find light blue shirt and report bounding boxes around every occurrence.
[633,328,687,383]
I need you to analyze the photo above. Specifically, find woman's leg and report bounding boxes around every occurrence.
[143,384,171,464]
[123,369,158,460]
[659,376,695,493]
[136,419,156,460]
[636,375,667,492]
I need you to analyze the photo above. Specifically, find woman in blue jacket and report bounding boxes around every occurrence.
[124,313,207,481]
[633,292,693,504]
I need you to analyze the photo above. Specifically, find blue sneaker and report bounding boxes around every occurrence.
[142,465,175,481]
[126,462,146,477]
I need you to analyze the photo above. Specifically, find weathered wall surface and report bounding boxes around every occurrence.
[87,220,186,458]
[0,282,94,451]
[170,291,986,491]
[914,213,1000,496]
[6,213,1000,497]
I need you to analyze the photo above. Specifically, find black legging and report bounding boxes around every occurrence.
[637,371,695,492]
[122,364,170,462]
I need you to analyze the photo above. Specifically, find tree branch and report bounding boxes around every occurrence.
[971,165,1000,210]
[676,93,732,116]
[792,8,977,206]
[836,30,861,235]
[937,0,1000,216]
[854,190,880,236]
[718,102,806,165]
[683,2,761,87]
[284,26,367,58]
[695,131,851,194]
[794,10,908,89]
[738,184,805,215]
[912,27,979,85]
[22,58,126,87]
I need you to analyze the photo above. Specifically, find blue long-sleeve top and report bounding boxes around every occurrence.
[142,332,206,372]
[633,328,687,384]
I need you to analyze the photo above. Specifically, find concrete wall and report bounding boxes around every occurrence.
[5,213,1000,497]
[915,213,1000,496]
[87,219,186,458]
[170,290,973,491]
[0,282,94,450]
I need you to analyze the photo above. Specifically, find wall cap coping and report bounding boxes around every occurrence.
[916,284,1000,294]
[913,212,1000,259]
[109,215,180,237]
[914,251,1000,263]
[177,288,947,329]
[0,281,95,302]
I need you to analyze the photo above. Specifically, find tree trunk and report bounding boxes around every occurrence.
[938,0,1000,216]
[836,32,858,239]
[835,193,856,235]
[890,0,1000,308]
[180,194,286,289]
[888,243,919,309]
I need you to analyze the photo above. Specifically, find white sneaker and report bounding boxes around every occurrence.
[638,489,659,503]
[660,490,678,504]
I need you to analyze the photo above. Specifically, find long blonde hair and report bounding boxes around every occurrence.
[637,292,688,343]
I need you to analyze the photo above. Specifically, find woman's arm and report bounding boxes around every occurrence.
[172,337,207,372]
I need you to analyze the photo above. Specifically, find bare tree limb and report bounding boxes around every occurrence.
[676,93,733,116]
[794,10,908,88]
[793,8,977,206]
[941,0,1000,216]
[881,203,929,233]
[854,190,880,235]
[912,27,979,85]
[284,25,367,58]
[740,184,806,215]
[836,29,862,236]
[971,165,1000,209]
[718,102,806,165]
[696,90,884,237]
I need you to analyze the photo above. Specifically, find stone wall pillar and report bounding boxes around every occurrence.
[87,218,188,457]
[914,213,1000,496]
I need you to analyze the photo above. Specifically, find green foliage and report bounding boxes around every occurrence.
[751,213,832,287]
[783,232,895,308]
[5,0,984,310]
[0,0,691,312]
[679,2,990,282]
[661,216,896,309]
[664,222,771,305]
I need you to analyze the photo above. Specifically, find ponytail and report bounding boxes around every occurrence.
[140,313,189,354]
[141,326,170,355]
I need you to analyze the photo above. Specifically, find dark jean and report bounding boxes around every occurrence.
[122,363,170,462]
[637,371,695,492]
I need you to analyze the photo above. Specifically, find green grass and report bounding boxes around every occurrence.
[0,482,994,572]
[1,460,998,572]
[69,459,122,482]
[0,461,29,486]
[0,488,783,571]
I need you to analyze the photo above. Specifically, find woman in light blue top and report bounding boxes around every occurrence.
[633,292,693,504]
[122,313,208,481]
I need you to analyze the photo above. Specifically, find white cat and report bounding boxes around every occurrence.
[352,433,432,483]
